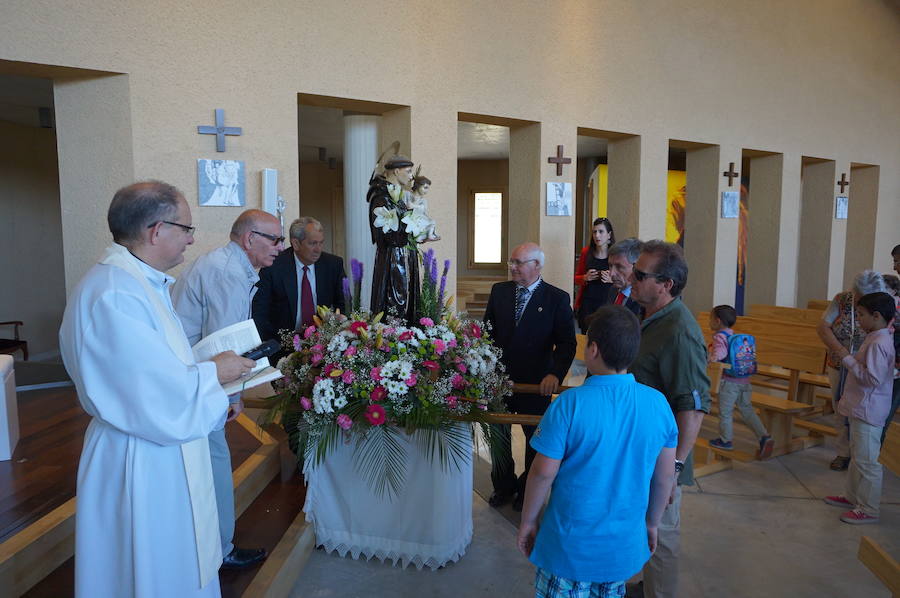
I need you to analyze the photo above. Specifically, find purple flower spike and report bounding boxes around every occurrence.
[342,277,351,305]
[430,255,438,285]
[350,259,363,283]
[442,259,451,276]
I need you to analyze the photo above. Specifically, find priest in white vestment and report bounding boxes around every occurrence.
[60,181,256,598]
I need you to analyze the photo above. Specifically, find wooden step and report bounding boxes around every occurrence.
[793,419,838,437]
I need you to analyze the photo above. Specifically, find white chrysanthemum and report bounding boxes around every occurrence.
[385,379,408,398]
[312,378,335,414]
[333,395,347,409]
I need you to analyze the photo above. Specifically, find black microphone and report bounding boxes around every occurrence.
[241,339,281,360]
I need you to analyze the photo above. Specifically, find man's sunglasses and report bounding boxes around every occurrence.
[633,268,668,282]
[252,230,286,245]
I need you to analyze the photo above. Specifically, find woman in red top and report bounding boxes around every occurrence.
[574,217,615,332]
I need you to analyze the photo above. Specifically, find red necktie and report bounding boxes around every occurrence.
[300,265,314,327]
[615,292,625,306]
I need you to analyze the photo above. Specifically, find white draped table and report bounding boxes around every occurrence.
[303,425,473,570]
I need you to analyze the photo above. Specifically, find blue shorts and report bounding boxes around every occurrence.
[534,568,625,598]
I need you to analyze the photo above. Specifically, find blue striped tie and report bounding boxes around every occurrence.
[515,286,529,323]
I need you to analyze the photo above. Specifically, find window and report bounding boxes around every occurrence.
[468,190,504,267]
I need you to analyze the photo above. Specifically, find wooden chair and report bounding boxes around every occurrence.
[857,423,900,596]
[0,321,27,361]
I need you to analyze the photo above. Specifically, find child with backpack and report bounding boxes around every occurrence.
[708,305,774,459]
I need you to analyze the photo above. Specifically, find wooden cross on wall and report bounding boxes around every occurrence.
[722,162,739,187]
[548,145,572,176]
[837,173,849,193]
[197,109,242,152]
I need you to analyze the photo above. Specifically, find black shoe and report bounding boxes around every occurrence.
[488,491,514,507]
[830,456,850,471]
[221,547,267,570]
[512,495,524,512]
[624,581,644,598]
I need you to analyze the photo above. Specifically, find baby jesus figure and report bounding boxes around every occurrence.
[407,175,440,242]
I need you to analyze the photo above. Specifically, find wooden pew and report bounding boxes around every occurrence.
[807,299,832,311]
[698,313,827,454]
[857,423,900,596]
[697,312,828,404]
[748,304,824,326]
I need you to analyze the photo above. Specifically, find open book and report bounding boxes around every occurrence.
[191,319,284,395]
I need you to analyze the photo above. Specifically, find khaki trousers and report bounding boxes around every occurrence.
[827,367,851,458]
[846,417,883,517]
[642,484,681,598]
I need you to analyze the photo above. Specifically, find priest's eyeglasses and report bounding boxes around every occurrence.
[251,230,286,246]
[149,220,196,235]
[633,268,668,282]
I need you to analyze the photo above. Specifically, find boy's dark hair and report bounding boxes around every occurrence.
[712,305,737,328]
[857,292,896,324]
[586,305,641,370]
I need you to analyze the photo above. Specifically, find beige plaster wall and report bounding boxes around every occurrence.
[0,121,65,357]
[1,0,898,306]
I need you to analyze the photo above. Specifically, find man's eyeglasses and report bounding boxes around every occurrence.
[252,230,285,246]
[148,220,196,235]
[633,268,668,282]
[508,259,538,267]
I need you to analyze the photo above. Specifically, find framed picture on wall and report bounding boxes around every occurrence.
[546,182,572,216]
[721,190,739,218]
[835,195,848,220]
[198,159,245,206]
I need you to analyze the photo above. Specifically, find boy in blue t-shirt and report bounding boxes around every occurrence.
[517,305,678,598]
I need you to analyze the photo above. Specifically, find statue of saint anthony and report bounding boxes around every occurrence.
[367,153,419,323]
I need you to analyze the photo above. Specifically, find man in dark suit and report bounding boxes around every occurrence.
[483,242,577,511]
[606,237,644,317]
[252,217,346,345]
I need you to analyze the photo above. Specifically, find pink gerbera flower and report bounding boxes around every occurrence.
[422,360,439,371]
[405,373,418,387]
[370,385,387,402]
[300,396,312,410]
[336,414,352,430]
[364,404,386,426]
[370,366,383,381]
[433,339,446,355]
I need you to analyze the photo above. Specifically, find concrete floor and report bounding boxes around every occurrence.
[291,426,899,598]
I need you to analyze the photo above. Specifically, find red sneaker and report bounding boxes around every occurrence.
[823,495,853,508]
[840,509,878,524]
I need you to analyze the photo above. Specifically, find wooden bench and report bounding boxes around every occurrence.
[857,422,900,596]
[748,304,824,326]
[807,299,832,311]
[697,312,828,406]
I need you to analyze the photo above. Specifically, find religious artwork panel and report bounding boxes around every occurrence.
[197,159,245,207]
[835,195,848,220]
[546,182,572,216]
[721,190,739,218]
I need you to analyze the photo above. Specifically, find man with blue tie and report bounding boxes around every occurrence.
[483,242,577,511]
[607,238,644,318]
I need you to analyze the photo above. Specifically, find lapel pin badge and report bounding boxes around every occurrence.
[537,306,543,312]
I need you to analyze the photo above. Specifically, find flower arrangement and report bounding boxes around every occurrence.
[269,303,512,497]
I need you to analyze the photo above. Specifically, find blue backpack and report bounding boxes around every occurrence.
[716,331,758,377]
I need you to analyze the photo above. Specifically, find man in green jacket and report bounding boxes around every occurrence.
[627,240,711,598]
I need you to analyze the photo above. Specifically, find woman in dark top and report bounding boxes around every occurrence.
[574,217,615,332]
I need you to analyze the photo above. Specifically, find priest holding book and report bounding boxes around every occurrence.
[60,181,256,597]
[172,208,285,570]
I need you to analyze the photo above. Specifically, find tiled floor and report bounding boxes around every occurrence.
[292,428,899,598]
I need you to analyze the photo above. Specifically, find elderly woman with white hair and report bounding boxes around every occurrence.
[817,269,886,470]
